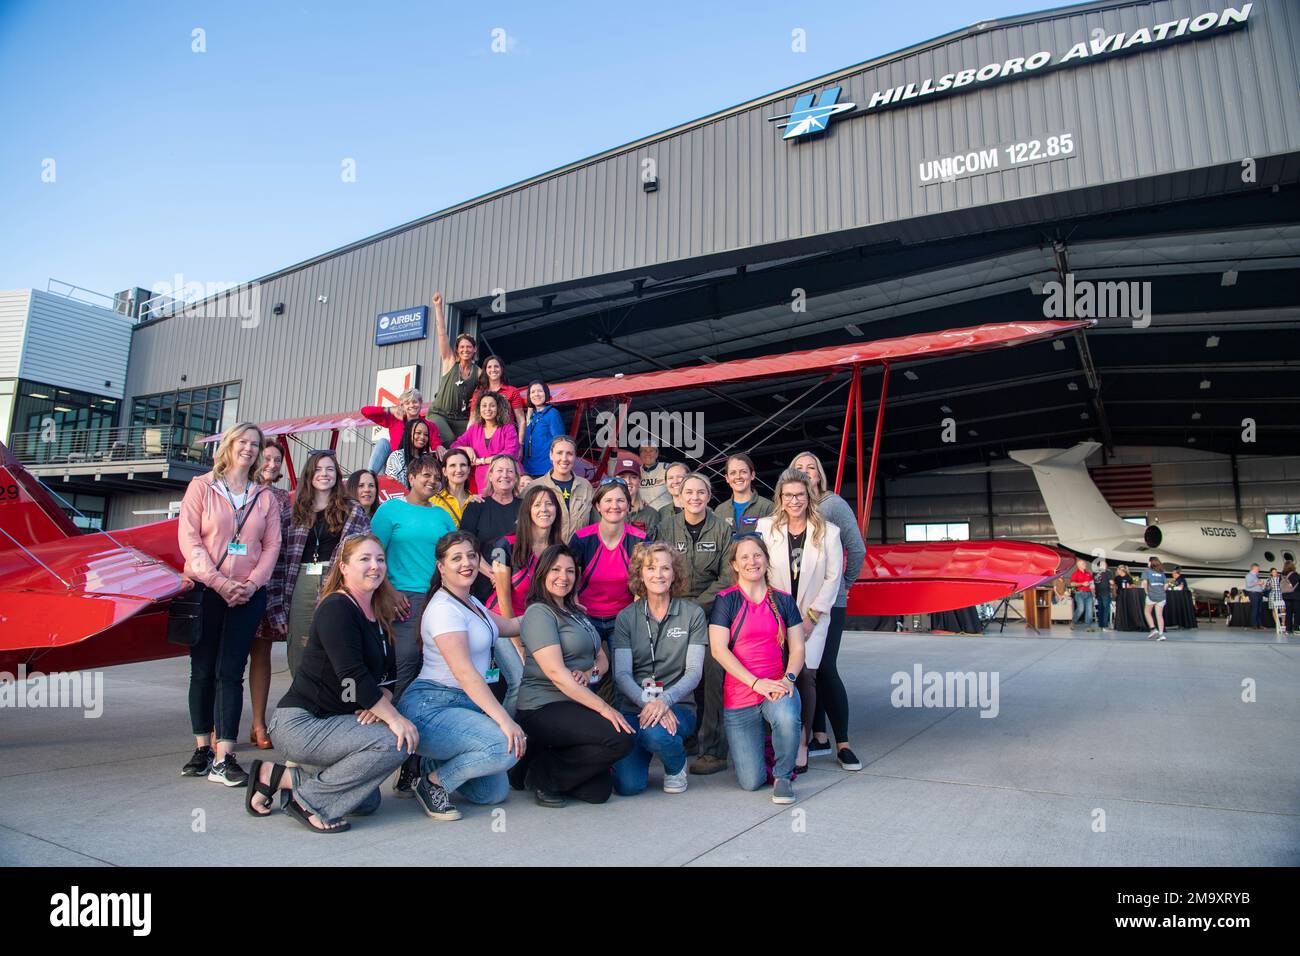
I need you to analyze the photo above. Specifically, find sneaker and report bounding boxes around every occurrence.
[772,778,796,804]
[807,738,834,757]
[208,754,249,787]
[181,746,214,777]
[393,754,420,798]
[534,788,567,809]
[1156,633,1167,641]
[1085,626,1097,632]
[414,775,462,821]
[836,747,863,771]
[663,767,689,794]
[690,754,728,775]
[1147,629,1160,640]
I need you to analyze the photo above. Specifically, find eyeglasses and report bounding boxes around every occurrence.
[308,448,338,457]
[780,492,808,501]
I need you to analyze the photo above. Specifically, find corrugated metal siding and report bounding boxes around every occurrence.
[19,291,133,398]
[0,290,32,379]
[122,0,1300,474]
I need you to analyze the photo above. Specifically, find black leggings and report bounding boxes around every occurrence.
[515,701,635,803]
[812,607,850,742]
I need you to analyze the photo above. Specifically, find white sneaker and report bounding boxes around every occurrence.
[1156,633,1167,641]
[663,767,689,794]
[1147,629,1160,639]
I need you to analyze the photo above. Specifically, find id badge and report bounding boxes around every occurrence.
[640,677,665,703]
[484,667,500,685]
[304,562,325,576]
[227,542,248,557]
[588,671,600,686]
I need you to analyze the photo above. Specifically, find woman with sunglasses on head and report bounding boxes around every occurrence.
[469,356,527,434]
[345,469,381,519]
[710,535,805,804]
[177,423,282,786]
[432,447,475,526]
[252,534,416,832]
[789,450,867,771]
[520,380,564,479]
[452,392,520,494]
[509,545,635,807]
[362,386,441,475]
[714,453,774,536]
[397,531,527,821]
[250,440,293,750]
[758,469,842,773]
[385,418,433,489]
[610,542,708,796]
[267,450,372,679]
[569,477,647,704]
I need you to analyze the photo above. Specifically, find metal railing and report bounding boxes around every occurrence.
[45,278,121,313]
[7,424,211,468]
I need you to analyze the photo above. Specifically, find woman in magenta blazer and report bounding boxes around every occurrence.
[452,392,519,493]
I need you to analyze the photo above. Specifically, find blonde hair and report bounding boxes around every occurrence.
[318,533,401,634]
[212,423,265,483]
[681,471,712,499]
[628,542,689,599]
[788,451,829,501]
[769,468,826,547]
[398,387,423,404]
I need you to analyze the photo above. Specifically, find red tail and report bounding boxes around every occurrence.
[0,440,80,548]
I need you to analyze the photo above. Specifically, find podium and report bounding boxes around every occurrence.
[1023,587,1053,631]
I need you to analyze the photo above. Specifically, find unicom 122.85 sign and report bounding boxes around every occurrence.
[771,3,1253,140]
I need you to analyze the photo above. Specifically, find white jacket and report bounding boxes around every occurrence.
[757,515,842,669]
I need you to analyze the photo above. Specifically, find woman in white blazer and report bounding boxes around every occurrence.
[756,468,842,773]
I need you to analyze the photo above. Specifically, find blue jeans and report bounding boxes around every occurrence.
[1248,591,1264,627]
[368,436,391,474]
[1072,591,1094,626]
[1096,594,1112,629]
[397,680,516,804]
[722,691,801,791]
[612,705,697,796]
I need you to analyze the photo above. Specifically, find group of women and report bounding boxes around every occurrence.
[175,302,868,831]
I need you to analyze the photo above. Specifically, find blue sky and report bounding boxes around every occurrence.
[0,0,1031,298]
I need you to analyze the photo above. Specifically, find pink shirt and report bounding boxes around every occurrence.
[451,422,520,493]
[178,473,282,603]
[709,585,802,709]
[572,524,642,619]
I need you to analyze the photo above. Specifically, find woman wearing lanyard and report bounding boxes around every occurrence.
[385,418,433,489]
[709,536,806,804]
[432,448,474,526]
[568,478,647,704]
[250,440,292,750]
[520,380,564,478]
[452,392,520,494]
[789,450,867,771]
[469,356,527,434]
[253,534,417,831]
[757,469,842,773]
[345,469,381,519]
[510,545,635,807]
[177,423,281,786]
[269,450,371,678]
[460,455,522,598]
[397,532,527,820]
[427,292,480,442]
[610,542,708,796]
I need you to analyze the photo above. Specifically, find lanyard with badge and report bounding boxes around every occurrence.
[640,600,673,702]
[216,480,262,559]
[572,613,602,685]
[303,514,331,577]
[446,589,502,684]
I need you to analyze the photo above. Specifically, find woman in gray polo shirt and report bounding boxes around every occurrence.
[610,542,708,796]
[510,544,636,807]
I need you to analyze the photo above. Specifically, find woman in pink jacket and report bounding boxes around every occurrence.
[452,392,519,493]
[177,422,282,787]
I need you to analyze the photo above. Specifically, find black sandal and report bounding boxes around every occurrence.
[284,798,350,834]
[244,760,288,818]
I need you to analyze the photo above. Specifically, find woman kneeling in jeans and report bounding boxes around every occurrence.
[510,544,636,807]
[708,536,806,805]
[610,542,708,796]
[397,531,527,821]
[252,534,419,832]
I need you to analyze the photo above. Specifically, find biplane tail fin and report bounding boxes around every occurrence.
[0,440,81,549]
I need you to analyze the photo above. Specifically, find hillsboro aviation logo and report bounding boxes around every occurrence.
[768,86,856,140]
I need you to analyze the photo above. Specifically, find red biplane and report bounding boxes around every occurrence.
[0,319,1086,673]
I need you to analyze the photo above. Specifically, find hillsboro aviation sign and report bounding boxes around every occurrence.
[770,4,1252,140]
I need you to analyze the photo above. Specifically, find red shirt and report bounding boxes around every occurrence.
[1070,569,1094,592]
[471,384,525,420]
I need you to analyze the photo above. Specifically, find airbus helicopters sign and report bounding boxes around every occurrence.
[771,4,1252,140]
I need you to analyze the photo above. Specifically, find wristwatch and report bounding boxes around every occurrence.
[785,672,798,684]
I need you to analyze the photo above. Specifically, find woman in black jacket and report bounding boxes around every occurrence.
[253,534,419,832]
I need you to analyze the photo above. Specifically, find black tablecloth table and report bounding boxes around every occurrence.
[1227,602,1275,627]
[1164,589,1198,629]
[1114,587,1147,631]
[930,606,983,633]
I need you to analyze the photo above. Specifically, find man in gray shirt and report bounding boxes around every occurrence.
[1244,564,1265,629]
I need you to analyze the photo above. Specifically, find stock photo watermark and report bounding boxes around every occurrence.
[890,664,1000,718]
[0,665,104,718]
[594,404,705,459]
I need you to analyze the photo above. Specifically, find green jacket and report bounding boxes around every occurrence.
[629,500,661,540]
[713,494,775,536]
[656,509,734,612]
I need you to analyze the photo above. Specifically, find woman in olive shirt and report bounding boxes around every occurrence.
[509,545,635,807]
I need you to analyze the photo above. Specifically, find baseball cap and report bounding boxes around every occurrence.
[613,451,640,476]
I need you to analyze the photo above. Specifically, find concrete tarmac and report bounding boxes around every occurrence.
[2,623,1296,866]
